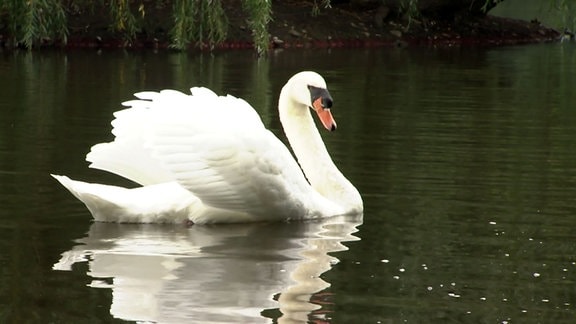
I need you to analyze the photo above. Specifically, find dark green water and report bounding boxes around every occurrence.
[1,43,576,323]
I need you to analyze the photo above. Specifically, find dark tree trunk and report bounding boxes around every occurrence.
[414,0,502,17]
[352,0,504,20]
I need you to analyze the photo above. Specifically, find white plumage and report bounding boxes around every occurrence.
[53,71,363,224]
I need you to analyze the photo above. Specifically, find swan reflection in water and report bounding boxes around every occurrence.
[53,215,362,323]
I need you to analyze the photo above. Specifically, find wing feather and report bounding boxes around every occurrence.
[146,124,312,219]
[87,87,311,220]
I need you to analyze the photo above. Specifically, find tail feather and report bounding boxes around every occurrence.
[51,175,197,223]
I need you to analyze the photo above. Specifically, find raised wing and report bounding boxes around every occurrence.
[87,88,316,220]
[87,88,265,186]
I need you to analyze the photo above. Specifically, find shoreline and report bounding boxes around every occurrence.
[2,1,563,51]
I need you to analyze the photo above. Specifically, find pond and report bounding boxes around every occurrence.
[1,43,576,323]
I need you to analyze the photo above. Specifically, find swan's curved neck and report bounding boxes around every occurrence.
[279,87,331,185]
[278,86,361,212]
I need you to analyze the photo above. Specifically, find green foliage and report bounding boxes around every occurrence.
[551,0,576,31]
[0,0,68,48]
[109,0,141,42]
[0,0,569,52]
[242,0,272,55]
[401,0,420,26]
[312,0,331,17]
[170,0,228,50]
[0,0,266,52]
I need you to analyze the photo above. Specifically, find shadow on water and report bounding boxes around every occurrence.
[52,215,363,323]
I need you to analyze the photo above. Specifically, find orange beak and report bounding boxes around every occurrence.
[312,97,337,131]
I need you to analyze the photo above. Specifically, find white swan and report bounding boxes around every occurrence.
[52,71,363,224]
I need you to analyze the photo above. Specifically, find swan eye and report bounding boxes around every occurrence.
[307,85,333,108]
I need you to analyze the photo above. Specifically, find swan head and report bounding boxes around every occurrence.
[285,71,337,132]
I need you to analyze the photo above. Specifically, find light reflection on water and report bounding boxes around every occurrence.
[53,216,362,323]
[0,43,576,323]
